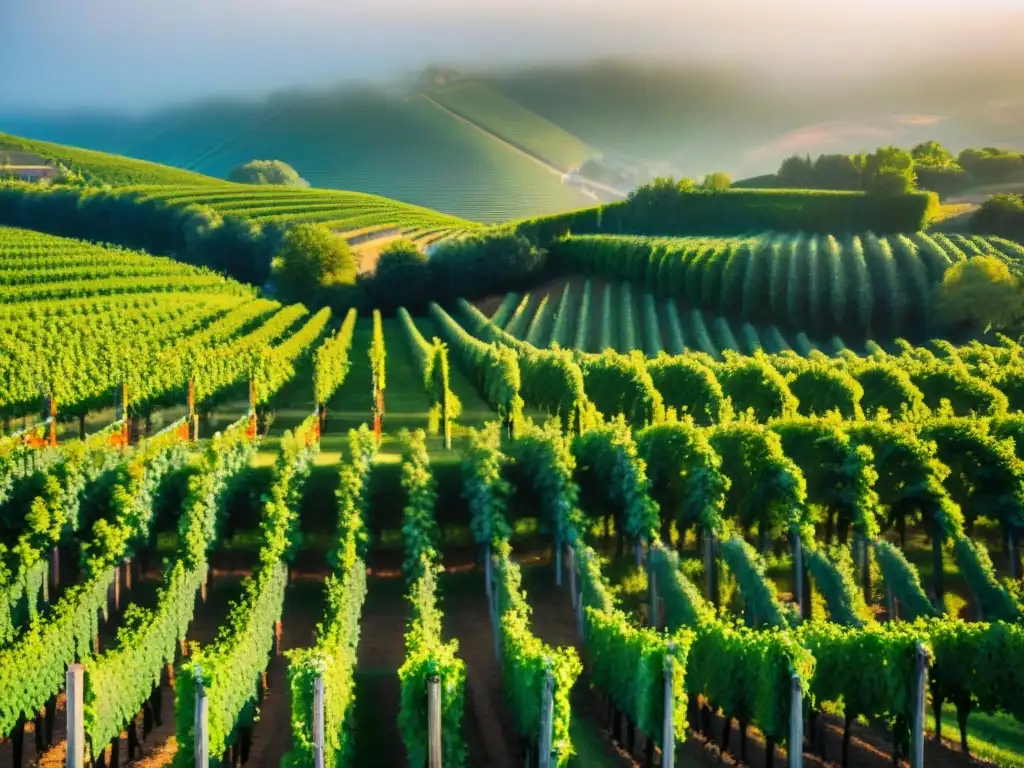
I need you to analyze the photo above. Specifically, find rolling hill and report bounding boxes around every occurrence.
[0,88,596,223]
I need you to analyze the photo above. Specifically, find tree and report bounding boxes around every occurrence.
[971,193,1024,242]
[370,238,430,310]
[911,141,956,168]
[228,159,309,187]
[811,154,865,190]
[777,154,814,187]
[701,171,732,191]
[937,256,1024,332]
[862,146,916,195]
[958,148,1024,185]
[271,224,356,301]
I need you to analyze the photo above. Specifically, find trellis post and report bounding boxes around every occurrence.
[788,672,803,768]
[313,675,325,768]
[555,534,562,587]
[195,665,209,768]
[662,648,675,768]
[427,675,442,768]
[648,554,659,630]
[66,664,84,768]
[910,643,929,768]
[538,666,555,768]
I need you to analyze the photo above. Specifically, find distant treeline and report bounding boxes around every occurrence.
[0,181,549,313]
[743,142,1024,198]
[514,178,937,244]
[0,183,278,285]
[972,193,1024,244]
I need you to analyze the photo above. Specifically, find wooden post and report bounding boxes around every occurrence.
[313,675,325,768]
[48,394,58,447]
[662,648,675,768]
[51,546,61,596]
[538,667,555,768]
[635,540,643,567]
[188,379,198,442]
[788,673,803,768]
[427,675,442,768]
[886,586,896,621]
[910,643,928,768]
[124,559,132,592]
[67,664,85,768]
[195,666,209,768]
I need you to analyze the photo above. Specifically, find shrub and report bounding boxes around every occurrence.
[227,160,309,187]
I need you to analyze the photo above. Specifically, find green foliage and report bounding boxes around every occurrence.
[371,239,431,310]
[430,303,524,425]
[714,352,798,421]
[251,307,333,406]
[646,354,725,425]
[272,224,357,302]
[773,418,881,540]
[397,561,467,768]
[398,308,462,440]
[636,418,729,537]
[506,420,583,547]
[227,160,308,187]
[492,541,581,765]
[950,536,1023,622]
[0,132,223,186]
[461,424,513,547]
[460,299,587,430]
[370,309,386,403]
[284,427,377,768]
[780,359,864,419]
[314,308,358,405]
[803,544,872,627]
[971,193,1024,245]
[577,350,664,428]
[519,187,936,244]
[400,430,441,583]
[853,362,929,419]
[874,540,939,621]
[719,536,797,628]
[572,418,660,544]
[709,421,809,541]
[174,420,317,763]
[653,542,814,743]
[938,255,1024,332]
[796,621,922,727]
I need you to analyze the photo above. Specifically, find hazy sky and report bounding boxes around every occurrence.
[2,0,1023,111]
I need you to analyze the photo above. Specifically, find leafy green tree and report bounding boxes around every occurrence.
[811,154,864,190]
[777,154,814,186]
[971,193,1024,243]
[937,255,1024,332]
[271,224,356,301]
[958,148,1024,185]
[701,171,732,191]
[228,159,309,187]
[862,146,916,195]
[371,238,430,309]
[911,141,956,168]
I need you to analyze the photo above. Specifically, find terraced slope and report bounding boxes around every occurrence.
[0,225,311,422]
[0,132,225,186]
[551,232,1024,342]
[130,184,479,241]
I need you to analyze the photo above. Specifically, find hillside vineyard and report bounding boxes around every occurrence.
[1,139,1023,768]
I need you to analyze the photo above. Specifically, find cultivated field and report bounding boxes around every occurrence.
[2,137,1024,768]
